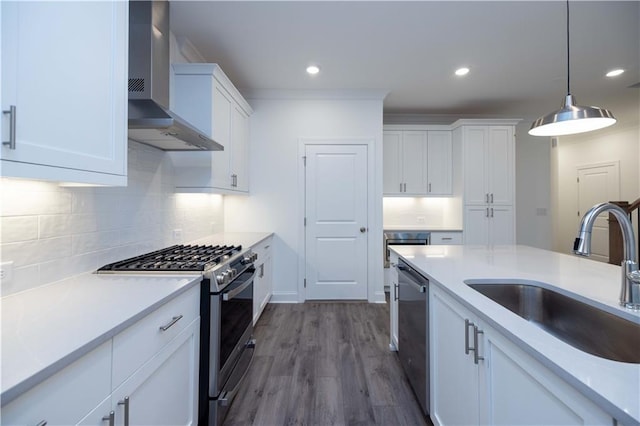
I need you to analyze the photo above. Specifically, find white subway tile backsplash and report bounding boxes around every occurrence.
[0,141,225,295]
[1,216,38,243]
[1,236,72,267]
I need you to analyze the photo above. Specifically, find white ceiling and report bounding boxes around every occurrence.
[170,1,640,126]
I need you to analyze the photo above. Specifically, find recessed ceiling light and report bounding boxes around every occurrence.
[455,67,470,76]
[606,69,624,77]
[306,65,320,75]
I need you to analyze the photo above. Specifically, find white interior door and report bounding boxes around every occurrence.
[577,163,620,263]
[305,144,368,300]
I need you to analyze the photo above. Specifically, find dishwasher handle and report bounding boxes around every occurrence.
[397,263,428,293]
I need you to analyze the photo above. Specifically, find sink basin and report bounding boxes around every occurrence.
[467,282,640,363]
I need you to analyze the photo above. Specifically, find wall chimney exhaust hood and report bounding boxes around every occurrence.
[127,0,223,151]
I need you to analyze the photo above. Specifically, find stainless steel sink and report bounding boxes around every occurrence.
[467,282,640,363]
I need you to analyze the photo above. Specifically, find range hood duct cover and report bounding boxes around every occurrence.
[127,0,223,151]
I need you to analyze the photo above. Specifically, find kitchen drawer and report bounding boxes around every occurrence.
[2,341,112,426]
[431,232,463,245]
[111,285,200,389]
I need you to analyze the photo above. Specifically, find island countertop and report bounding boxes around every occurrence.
[390,244,640,424]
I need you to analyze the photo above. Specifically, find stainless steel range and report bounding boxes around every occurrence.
[98,244,257,426]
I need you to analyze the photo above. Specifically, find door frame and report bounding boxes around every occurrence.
[297,138,380,303]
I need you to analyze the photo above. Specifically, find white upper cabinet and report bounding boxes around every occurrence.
[169,63,252,193]
[383,126,452,196]
[1,1,128,186]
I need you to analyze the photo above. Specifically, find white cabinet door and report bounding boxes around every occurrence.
[111,318,200,426]
[231,104,250,192]
[402,131,427,194]
[1,1,127,185]
[426,131,452,195]
[463,126,489,205]
[490,205,514,245]
[481,319,612,426]
[464,206,490,245]
[210,81,234,189]
[431,286,480,426]
[383,131,403,194]
[487,126,514,205]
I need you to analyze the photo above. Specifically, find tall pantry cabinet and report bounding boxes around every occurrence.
[453,119,520,245]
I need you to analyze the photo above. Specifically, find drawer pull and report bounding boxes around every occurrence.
[102,411,115,426]
[118,396,130,426]
[36,421,47,426]
[159,315,183,331]
[441,237,452,241]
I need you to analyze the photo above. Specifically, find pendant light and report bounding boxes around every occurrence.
[528,0,616,137]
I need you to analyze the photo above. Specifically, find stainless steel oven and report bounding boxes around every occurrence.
[201,260,256,426]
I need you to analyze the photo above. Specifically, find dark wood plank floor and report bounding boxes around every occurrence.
[224,301,432,426]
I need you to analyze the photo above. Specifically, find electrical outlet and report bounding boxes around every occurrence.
[173,229,183,241]
[0,261,14,285]
[416,216,425,223]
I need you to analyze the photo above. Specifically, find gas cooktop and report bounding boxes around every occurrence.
[97,244,243,273]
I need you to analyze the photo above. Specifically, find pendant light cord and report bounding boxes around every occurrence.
[566,0,571,94]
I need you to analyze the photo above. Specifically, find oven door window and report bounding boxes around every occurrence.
[220,270,254,369]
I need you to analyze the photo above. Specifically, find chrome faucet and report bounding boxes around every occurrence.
[574,202,640,309]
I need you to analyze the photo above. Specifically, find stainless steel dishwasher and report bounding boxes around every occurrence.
[397,257,430,416]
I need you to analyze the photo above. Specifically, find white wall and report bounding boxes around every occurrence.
[551,123,640,255]
[224,93,384,302]
[0,142,225,296]
[515,122,552,249]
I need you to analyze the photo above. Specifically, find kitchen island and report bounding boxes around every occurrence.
[391,244,640,425]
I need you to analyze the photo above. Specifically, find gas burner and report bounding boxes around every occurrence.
[97,244,242,273]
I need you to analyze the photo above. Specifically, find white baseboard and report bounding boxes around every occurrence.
[269,291,299,303]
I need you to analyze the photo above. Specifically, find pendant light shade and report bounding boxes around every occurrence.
[529,0,616,137]
[529,94,617,136]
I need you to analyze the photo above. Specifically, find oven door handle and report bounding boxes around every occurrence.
[223,271,256,301]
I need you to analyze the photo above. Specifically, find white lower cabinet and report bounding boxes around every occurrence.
[389,251,399,351]
[431,285,613,426]
[3,286,200,426]
[253,237,273,324]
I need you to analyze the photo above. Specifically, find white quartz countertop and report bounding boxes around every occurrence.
[390,244,640,424]
[1,273,201,405]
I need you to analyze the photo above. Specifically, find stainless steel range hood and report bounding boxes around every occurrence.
[128,0,223,151]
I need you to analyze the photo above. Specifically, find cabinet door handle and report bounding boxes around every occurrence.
[464,319,474,355]
[102,411,115,426]
[36,421,47,426]
[490,208,494,217]
[118,396,130,426]
[259,263,264,278]
[486,208,489,218]
[473,326,485,364]
[399,183,403,192]
[3,105,16,149]
[428,183,432,193]
[159,315,183,331]
[490,193,494,203]
[393,283,399,301]
[485,193,489,203]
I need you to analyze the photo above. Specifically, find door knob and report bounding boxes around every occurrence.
[360,227,367,233]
